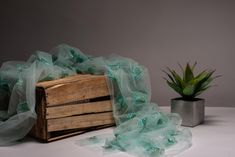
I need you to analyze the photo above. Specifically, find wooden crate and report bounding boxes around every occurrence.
[30,74,115,142]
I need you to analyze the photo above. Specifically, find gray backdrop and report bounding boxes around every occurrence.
[0,0,234,107]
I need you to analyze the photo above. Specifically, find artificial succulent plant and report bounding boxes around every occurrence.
[163,62,220,100]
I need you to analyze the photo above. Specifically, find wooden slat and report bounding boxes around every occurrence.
[47,112,114,132]
[44,76,110,106]
[47,124,114,142]
[46,100,112,119]
[36,74,93,88]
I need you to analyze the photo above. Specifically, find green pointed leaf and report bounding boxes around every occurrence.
[195,74,221,94]
[195,70,208,80]
[167,67,184,89]
[166,80,183,96]
[162,70,175,84]
[194,70,215,94]
[194,85,212,97]
[184,63,194,83]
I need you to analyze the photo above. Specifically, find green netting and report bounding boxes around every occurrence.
[0,44,191,156]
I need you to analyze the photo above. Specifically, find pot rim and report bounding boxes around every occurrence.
[171,97,205,102]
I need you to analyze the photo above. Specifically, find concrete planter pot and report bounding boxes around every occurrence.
[171,98,205,127]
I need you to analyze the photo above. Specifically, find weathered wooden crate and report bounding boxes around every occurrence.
[30,74,115,142]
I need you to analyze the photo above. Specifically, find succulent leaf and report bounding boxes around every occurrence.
[162,70,175,84]
[167,67,184,89]
[184,63,194,83]
[166,80,183,96]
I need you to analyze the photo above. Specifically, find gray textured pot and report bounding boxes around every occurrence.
[171,98,205,127]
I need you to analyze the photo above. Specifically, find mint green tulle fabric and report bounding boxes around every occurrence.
[0,44,191,156]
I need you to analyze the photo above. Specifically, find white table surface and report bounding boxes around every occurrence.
[1,107,235,157]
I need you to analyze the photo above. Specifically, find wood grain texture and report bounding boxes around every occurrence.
[30,96,48,140]
[43,75,110,106]
[47,112,114,132]
[36,74,93,88]
[47,124,114,142]
[46,100,112,119]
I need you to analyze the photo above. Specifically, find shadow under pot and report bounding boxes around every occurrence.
[171,98,205,127]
